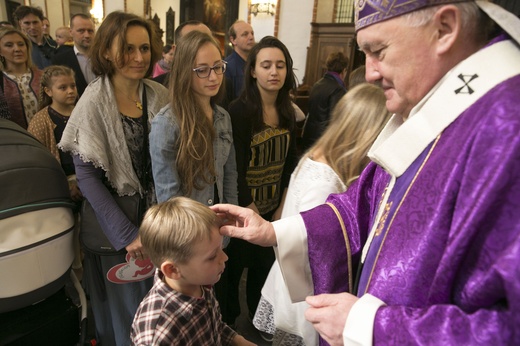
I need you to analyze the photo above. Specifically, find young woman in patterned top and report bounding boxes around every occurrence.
[220,36,298,335]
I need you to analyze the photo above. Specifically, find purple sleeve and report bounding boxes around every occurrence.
[74,155,138,250]
[302,162,388,296]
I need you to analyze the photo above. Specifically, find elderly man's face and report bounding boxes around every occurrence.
[357,15,440,118]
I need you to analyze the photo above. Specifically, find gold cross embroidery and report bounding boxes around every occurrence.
[375,201,392,237]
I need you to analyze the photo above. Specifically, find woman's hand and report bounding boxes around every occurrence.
[69,181,83,202]
[125,236,148,260]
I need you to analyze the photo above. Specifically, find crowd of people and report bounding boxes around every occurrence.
[1,1,519,345]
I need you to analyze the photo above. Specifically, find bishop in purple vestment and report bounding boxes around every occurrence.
[213,1,520,345]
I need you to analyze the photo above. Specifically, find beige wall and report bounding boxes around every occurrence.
[149,0,181,44]
[316,0,335,22]
[126,0,142,16]
[0,0,337,85]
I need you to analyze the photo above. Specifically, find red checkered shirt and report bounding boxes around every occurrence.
[131,271,236,345]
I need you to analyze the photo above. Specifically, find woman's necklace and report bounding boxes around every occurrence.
[117,89,142,110]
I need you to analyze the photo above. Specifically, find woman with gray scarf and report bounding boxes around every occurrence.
[59,12,168,345]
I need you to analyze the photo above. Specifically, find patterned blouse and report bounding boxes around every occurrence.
[120,114,155,206]
[229,98,298,218]
[247,126,292,215]
[4,71,38,124]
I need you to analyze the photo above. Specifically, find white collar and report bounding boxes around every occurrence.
[477,1,520,44]
[368,39,520,177]
[73,45,87,57]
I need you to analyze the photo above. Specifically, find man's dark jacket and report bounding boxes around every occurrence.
[301,73,346,151]
[52,46,89,97]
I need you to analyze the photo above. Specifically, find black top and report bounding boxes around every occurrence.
[301,73,347,151]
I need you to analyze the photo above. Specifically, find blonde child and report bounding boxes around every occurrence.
[131,197,254,345]
[28,65,81,201]
[55,26,73,47]
[28,65,82,269]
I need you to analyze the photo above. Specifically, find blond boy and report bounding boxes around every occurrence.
[131,197,254,345]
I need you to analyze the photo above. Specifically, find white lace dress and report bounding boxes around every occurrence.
[253,157,346,345]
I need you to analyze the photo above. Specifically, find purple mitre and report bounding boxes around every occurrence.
[355,0,473,31]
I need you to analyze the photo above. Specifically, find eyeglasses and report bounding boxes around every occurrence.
[192,61,227,78]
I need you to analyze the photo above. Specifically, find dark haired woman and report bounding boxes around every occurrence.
[220,36,298,334]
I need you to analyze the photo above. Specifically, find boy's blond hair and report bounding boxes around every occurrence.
[139,197,219,268]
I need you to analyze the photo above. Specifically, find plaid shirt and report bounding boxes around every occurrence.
[131,271,237,345]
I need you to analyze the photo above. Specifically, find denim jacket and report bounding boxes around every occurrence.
[150,104,238,206]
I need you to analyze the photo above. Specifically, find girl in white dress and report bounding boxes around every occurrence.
[253,83,392,345]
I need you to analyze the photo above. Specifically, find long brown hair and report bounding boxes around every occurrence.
[169,30,224,195]
[240,36,296,133]
[306,83,391,187]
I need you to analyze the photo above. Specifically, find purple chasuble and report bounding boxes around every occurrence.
[302,72,520,344]
[357,142,433,296]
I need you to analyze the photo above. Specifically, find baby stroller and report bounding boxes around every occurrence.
[0,120,88,345]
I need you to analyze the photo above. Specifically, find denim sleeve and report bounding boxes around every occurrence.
[149,110,182,203]
[222,140,238,205]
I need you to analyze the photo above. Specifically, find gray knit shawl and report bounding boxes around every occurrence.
[58,75,169,196]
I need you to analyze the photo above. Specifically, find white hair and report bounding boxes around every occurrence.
[402,2,491,44]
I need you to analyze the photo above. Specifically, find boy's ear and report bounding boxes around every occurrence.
[161,261,181,280]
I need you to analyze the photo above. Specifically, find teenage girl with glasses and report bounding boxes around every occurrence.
[150,31,238,213]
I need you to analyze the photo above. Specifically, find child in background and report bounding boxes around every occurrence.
[55,26,73,47]
[131,197,254,345]
[28,65,80,200]
[152,44,174,78]
[28,65,82,268]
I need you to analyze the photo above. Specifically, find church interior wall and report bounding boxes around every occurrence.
[0,0,336,85]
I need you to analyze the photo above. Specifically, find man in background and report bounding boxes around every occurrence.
[52,14,96,98]
[224,20,255,104]
[13,6,56,69]
[42,17,52,40]
[301,51,349,152]
[153,20,212,87]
